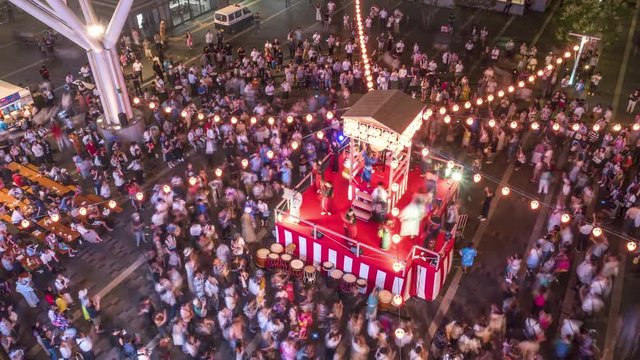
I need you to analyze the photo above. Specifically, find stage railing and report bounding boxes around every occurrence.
[274,144,459,277]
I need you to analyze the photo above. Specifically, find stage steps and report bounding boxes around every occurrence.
[352,190,374,221]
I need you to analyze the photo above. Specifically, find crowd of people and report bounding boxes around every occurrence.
[0,0,639,359]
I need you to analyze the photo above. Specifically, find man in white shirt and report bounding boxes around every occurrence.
[76,333,95,359]
[132,59,143,81]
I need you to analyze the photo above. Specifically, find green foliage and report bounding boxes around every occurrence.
[555,0,628,45]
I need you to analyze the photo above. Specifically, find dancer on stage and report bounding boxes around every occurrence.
[312,160,323,193]
[360,150,376,188]
[372,182,389,222]
[399,197,425,238]
[343,207,358,238]
[320,180,333,215]
[378,218,394,250]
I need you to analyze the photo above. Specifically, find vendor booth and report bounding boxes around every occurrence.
[0,81,34,128]
[274,90,459,301]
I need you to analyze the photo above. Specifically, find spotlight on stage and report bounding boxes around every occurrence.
[337,132,347,144]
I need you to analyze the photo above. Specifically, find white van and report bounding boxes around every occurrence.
[214,4,253,31]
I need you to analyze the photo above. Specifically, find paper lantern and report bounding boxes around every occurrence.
[108,200,117,209]
[392,234,401,244]
[530,200,539,210]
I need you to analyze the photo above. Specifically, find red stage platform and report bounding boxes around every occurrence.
[275,156,457,300]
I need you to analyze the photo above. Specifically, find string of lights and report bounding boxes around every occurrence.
[419,144,637,247]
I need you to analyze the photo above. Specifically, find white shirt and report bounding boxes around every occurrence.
[132,62,143,72]
[76,336,93,352]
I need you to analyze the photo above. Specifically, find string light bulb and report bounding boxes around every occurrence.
[466,117,474,126]
[528,75,535,83]
[501,187,510,196]
[267,150,274,159]
[473,174,481,183]
[215,168,223,177]
[444,115,451,124]
[306,114,313,122]
[498,90,505,97]
[592,227,602,237]
[51,213,60,222]
[291,141,299,150]
[421,148,429,157]
[464,101,471,109]
[537,70,544,76]
[79,207,87,216]
[391,208,400,217]
[189,177,198,186]
[267,116,275,125]
[613,124,622,131]
[181,110,188,118]
[530,200,539,210]
[214,114,221,123]
[395,328,405,339]
[531,122,540,130]
[392,234,401,244]
[197,113,204,121]
[230,116,238,124]
[392,294,403,306]
[133,97,140,105]
[593,124,600,132]
[447,161,455,169]
[135,192,144,201]
[317,131,324,139]
[488,119,496,128]
[517,81,525,88]
[508,85,515,93]
[391,183,400,192]
[21,219,29,228]
[108,200,116,209]
[572,123,580,131]
[250,116,257,125]
[286,115,294,124]
[241,159,249,168]
[392,262,403,272]
[326,111,334,120]
[163,185,171,193]
[476,98,483,106]
[561,213,571,223]
[148,102,156,110]
[439,107,447,115]
[164,106,172,114]
[391,159,399,169]
[627,241,637,252]
[510,121,517,129]
[487,94,494,102]
[552,123,560,131]
[633,123,640,131]
[452,104,460,112]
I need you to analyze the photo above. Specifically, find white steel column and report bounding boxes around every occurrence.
[9,0,135,126]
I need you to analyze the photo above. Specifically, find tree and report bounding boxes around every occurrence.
[555,0,628,45]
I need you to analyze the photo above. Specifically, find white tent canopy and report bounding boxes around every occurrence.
[0,80,24,100]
